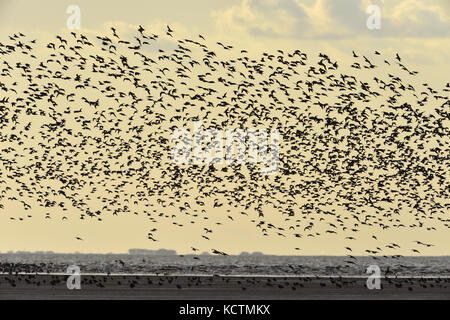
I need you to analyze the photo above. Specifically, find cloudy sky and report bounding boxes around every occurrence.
[0,0,448,255]
[0,0,448,82]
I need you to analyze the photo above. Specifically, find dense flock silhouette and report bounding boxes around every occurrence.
[0,25,449,263]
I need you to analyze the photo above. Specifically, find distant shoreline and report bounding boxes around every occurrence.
[2,253,450,257]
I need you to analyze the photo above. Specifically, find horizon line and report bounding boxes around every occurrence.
[1,251,449,258]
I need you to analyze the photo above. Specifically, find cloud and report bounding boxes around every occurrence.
[212,0,306,38]
[383,0,450,37]
[212,0,450,39]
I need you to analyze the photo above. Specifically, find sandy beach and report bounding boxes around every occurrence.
[0,274,449,300]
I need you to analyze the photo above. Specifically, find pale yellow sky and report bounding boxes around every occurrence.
[0,0,448,255]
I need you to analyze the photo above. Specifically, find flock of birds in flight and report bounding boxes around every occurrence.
[0,24,448,264]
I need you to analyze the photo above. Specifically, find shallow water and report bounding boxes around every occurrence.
[1,254,449,277]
